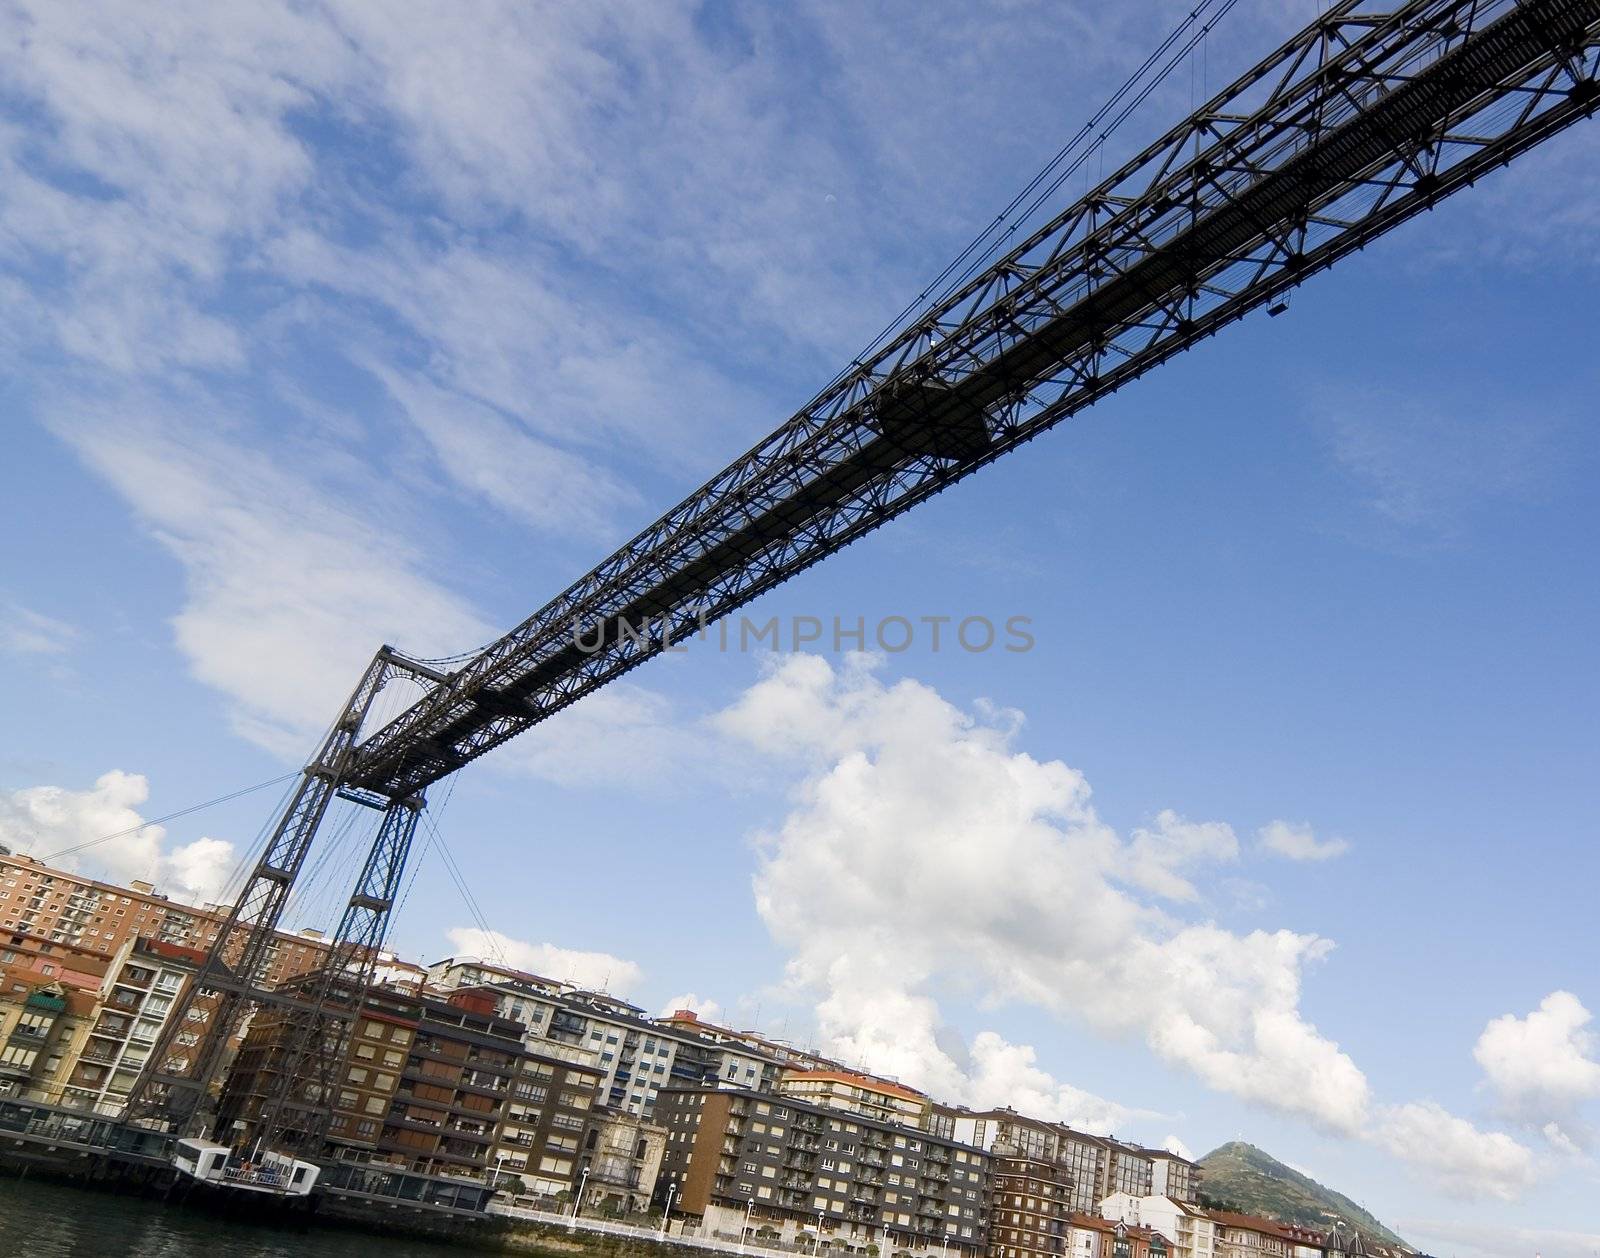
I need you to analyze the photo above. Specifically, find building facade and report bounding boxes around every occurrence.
[426,957,776,1115]
[777,1068,932,1129]
[59,937,209,1115]
[990,1151,1074,1258]
[655,1086,990,1258]
[1101,1196,1216,1258]
[1149,1153,1199,1206]
[224,977,602,1188]
[0,854,329,985]
[1069,1214,1171,1258]
[579,1106,668,1214]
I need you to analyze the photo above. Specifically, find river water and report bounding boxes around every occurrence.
[0,1175,473,1258]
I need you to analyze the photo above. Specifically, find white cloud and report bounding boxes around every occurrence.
[722,656,1554,1194]
[660,993,724,1023]
[1399,1218,1600,1258]
[721,654,1370,1136]
[1475,991,1600,1147]
[0,601,81,656]
[1319,392,1564,545]
[1162,1135,1195,1161]
[444,927,641,996]
[0,770,235,903]
[53,410,491,757]
[1371,1102,1538,1202]
[1125,809,1239,901]
[1258,819,1350,863]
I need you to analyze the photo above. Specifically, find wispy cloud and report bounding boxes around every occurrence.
[1317,391,1566,546]
[0,599,81,656]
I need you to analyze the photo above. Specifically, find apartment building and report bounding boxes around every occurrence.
[1101,1196,1216,1258]
[990,1150,1073,1258]
[1208,1212,1326,1258]
[426,957,775,1115]
[1100,1140,1156,1200]
[661,1008,842,1083]
[0,854,329,985]
[224,977,602,1184]
[59,937,210,1115]
[654,1086,990,1258]
[0,979,96,1101]
[777,1068,933,1129]
[579,1106,668,1213]
[1149,1153,1199,1206]
[1069,1213,1172,1258]
[946,1108,1107,1214]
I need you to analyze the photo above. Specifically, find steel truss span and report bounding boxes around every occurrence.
[123,0,1600,1140]
[346,0,1600,802]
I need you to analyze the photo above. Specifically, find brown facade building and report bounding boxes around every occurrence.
[0,853,329,986]
[990,1152,1074,1258]
[655,1086,990,1258]
[222,978,602,1188]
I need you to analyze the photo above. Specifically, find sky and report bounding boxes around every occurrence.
[1,1,1598,1253]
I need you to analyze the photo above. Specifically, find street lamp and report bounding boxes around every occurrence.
[740,1197,756,1253]
[568,1167,591,1230]
[816,1207,827,1255]
[660,1183,678,1236]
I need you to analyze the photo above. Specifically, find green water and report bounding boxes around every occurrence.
[0,1175,471,1257]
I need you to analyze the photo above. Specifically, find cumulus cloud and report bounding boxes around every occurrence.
[1125,809,1239,901]
[1162,1135,1195,1161]
[444,927,642,996]
[721,656,1549,1192]
[1475,991,1600,1148]
[1258,819,1350,862]
[660,993,724,1023]
[1371,1102,1538,1202]
[720,654,1370,1135]
[0,771,235,903]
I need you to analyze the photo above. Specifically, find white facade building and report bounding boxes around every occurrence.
[1102,1194,1216,1258]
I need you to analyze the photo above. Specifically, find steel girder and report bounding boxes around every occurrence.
[338,0,1600,803]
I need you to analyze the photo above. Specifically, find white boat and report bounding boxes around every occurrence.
[172,1137,320,1197]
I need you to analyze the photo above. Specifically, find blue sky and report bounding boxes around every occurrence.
[2,2,1598,1252]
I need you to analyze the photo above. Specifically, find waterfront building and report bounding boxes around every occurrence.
[578,1105,668,1214]
[223,976,602,1185]
[1069,1213,1171,1258]
[989,1149,1073,1258]
[1207,1211,1326,1258]
[1101,1196,1216,1258]
[0,853,329,985]
[660,1008,843,1081]
[776,1067,933,1129]
[1149,1153,1199,1206]
[945,1109,1105,1215]
[425,956,777,1115]
[653,1085,990,1258]
[0,979,96,1101]
[58,936,210,1115]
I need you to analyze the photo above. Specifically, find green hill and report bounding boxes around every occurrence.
[1197,1142,1409,1250]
